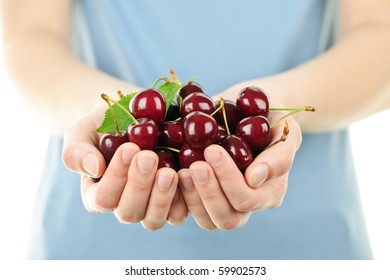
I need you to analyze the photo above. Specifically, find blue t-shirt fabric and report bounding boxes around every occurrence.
[27,0,373,260]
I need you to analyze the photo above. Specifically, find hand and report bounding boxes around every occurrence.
[178,110,302,231]
[62,108,188,230]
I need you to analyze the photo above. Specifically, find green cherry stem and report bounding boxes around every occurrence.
[101,94,120,136]
[101,93,139,125]
[270,106,315,128]
[151,77,170,89]
[155,146,180,153]
[220,98,231,136]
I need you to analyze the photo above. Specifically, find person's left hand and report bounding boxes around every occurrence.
[178,110,302,230]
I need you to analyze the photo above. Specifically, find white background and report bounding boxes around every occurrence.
[0,44,389,264]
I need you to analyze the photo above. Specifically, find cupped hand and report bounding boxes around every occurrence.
[62,108,188,230]
[178,109,302,231]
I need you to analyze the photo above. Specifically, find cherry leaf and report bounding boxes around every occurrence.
[96,93,136,133]
[157,82,181,112]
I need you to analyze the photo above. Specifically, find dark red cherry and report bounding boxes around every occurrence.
[235,115,271,152]
[213,99,243,132]
[182,111,218,149]
[178,144,205,169]
[98,131,129,165]
[178,81,205,99]
[127,118,159,150]
[220,135,253,171]
[129,88,166,125]
[158,120,183,149]
[236,86,269,117]
[180,92,215,118]
[215,125,228,143]
[155,148,178,170]
[165,103,180,121]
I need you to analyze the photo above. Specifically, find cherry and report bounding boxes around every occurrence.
[99,131,129,165]
[99,94,129,164]
[165,103,180,121]
[178,144,205,169]
[178,81,205,99]
[129,88,166,125]
[235,115,271,152]
[158,120,183,149]
[182,111,218,149]
[236,86,269,117]
[213,99,243,132]
[215,125,228,143]
[155,148,178,170]
[220,135,253,171]
[180,92,215,118]
[127,118,159,150]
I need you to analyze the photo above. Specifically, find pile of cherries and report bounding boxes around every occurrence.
[98,80,308,172]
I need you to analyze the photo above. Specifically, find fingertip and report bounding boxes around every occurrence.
[245,163,269,188]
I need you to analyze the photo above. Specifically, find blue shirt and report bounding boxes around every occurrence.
[27,0,373,259]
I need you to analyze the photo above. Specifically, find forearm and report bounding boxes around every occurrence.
[3,33,139,136]
[261,23,390,132]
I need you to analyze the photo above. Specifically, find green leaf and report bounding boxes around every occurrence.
[157,82,181,112]
[96,93,136,133]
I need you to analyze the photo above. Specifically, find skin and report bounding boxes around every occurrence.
[1,0,390,231]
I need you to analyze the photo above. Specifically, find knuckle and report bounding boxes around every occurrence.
[94,191,116,211]
[198,222,217,231]
[151,198,171,210]
[218,218,240,231]
[142,221,165,231]
[131,181,151,193]
[115,210,142,224]
[233,199,254,213]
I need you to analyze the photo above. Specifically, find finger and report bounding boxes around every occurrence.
[245,118,302,188]
[92,143,140,211]
[141,168,178,231]
[167,188,189,226]
[178,169,216,231]
[114,150,158,224]
[62,115,106,178]
[203,145,256,213]
[189,161,249,230]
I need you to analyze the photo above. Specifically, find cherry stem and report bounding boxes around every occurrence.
[264,121,289,150]
[270,106,315,128]
[156,146,180,153]
[169,68,180,84]
[151,77,170,88]
[220,98,231,136]
[117,90,124,99]
[101,94,120,136]
[101,93,139,125]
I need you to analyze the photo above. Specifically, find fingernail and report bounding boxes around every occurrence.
[178,170,195,191]
[251,163,268,188]
[190,166,209,185]
[83,153,98,177]
[205,146,222,165]
[157,173,174,191]
[121,146,133,164]
[137,154,156,173]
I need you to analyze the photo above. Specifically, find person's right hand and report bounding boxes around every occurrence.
[62,107,188,230]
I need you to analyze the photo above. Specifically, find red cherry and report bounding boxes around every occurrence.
[178,144,205,169]
[213,99,243,132]
[182,111,218,149]
[215,125,228,143]
[130,88,166,125]
[98,131,129,165]
[127,118,159,150]
[180,92,215,118]
[220,135,253,171]
[235,115,271,152]
[178,81,205,99]
[165,103,180,121]
[155,148,178,170]
[158,120,183,149]
[236,86,269,117]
